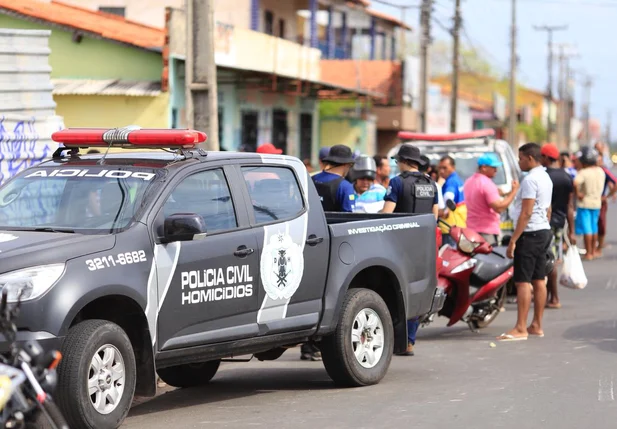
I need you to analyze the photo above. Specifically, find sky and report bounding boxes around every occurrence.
[372,0,617,140]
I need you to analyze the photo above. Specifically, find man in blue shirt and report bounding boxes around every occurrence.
[438,155,465,204]
[312,145,357,212]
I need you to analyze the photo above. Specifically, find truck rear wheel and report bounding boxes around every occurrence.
[56,320,136,429]
[321,288,394,387]
[157,360,221,388]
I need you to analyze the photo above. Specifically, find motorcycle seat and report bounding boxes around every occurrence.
[470,247,513,286]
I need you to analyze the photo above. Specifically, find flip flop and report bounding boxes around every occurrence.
[529,333,545,338]
[546,303,562,309]
[496,334,528,342]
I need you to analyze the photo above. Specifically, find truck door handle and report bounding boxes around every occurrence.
[306,235,324,246]
[234,246,254,258]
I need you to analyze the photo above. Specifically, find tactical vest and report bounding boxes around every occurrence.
[394,171,436,214]
[313,176,345,211]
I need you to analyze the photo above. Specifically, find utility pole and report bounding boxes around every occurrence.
[419,0,433,133]
[582,76,593,145]
[449,0,462,133]
[508,0,517,150]
[186,0,219,150]
[556,45,566,148]
[533,24,567,141]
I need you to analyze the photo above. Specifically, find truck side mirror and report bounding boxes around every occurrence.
[160,213,207,244]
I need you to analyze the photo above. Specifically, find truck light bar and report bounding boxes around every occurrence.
[398,129,495,142]
[51,127,208,149]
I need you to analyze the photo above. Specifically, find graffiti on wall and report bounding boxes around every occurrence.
[0,115,62,185]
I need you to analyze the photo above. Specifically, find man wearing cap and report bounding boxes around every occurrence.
[464,153,520,245]
[381,144,439,357]
[256,142,283,155]
[541,143,575,309]
[312,145,357,212]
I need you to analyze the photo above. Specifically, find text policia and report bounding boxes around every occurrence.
[181,265,253,305]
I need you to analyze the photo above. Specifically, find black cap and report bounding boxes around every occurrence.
[392,144,426,167]
[323,145,356,165]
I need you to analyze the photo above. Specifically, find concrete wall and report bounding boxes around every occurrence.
[319,116,376,155]
[214,0,251,30]
[0,15,162,81]
[54,93,170,128]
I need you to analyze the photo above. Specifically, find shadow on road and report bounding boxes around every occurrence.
[562,319,617,354]
[129,366,335,418]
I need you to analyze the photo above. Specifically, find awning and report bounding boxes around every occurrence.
[51,79,162,96]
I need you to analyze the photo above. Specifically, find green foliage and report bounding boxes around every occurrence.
[517,117,547,143]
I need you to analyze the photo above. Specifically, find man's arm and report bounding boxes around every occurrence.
[547,205,552,223]
[567,191,575,243]
[432,204,439,220]
[489,181,520,213]
[381,201,396,214]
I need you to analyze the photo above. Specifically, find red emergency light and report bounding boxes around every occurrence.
[397,129,495,142]
[51,127,208,149]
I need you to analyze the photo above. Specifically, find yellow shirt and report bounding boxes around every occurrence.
[574,166,605,209]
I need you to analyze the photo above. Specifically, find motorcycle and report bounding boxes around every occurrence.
[421,201,514,331]
[0,287,69,429]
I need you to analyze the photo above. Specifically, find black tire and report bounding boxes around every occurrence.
[471,285,507,329]
[157,360,221,388]
[321,288,394,387]
[56,320,136,429]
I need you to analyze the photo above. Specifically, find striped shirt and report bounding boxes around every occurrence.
[354,184,387,213]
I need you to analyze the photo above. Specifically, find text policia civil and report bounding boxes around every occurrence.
[181,264,254,305]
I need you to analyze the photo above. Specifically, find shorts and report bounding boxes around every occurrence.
[550,226,564,261]
[575,207,600,236]
[598,200,608,237]
[513,229,552,283]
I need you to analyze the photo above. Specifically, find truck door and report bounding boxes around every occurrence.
[154,167,261,352]
[240,162,329,335]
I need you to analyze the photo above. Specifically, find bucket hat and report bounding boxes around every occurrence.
[323,145,356,165]
[393,144,426,167]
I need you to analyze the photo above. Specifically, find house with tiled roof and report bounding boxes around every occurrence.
[0,0,169,129]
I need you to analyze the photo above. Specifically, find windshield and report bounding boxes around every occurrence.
[0,167,163,233]
[390,149,507,185]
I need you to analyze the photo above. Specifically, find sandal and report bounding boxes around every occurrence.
[496,333,528,342]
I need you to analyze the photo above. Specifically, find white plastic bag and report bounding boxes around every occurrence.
[559,241,588,290]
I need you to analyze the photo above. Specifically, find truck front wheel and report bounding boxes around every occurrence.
[321,288,394,387]
[56,320,136,429]
[157,360,221,388]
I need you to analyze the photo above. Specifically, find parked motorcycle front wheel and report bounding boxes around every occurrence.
[469,285,507,329]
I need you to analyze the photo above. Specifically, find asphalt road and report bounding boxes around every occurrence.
[125,203,617,429]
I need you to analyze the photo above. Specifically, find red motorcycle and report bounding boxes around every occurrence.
[422,204,514,330]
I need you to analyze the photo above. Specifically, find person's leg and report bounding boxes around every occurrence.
[577,208,595,260]
[547,228,562,308]
[597,201,607,253]
[592,208,601,258]
[499,235,533,339]
[529,231,551,334]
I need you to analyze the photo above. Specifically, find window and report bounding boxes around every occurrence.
[264,10,274,35]
[162,169,237,234]
[241,166,304,224]
[98,7,125,17]
[278,18,285,39]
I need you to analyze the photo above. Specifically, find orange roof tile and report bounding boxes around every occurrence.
[0,0,164,49]
[320,60,401,104]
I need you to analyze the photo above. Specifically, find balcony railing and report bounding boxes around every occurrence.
[317,41,348,60]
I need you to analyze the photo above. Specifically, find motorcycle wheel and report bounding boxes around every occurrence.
[470,285,507,329]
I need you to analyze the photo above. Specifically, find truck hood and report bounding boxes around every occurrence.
[0,230,115,274]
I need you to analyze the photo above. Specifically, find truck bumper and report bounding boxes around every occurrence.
[0,331,64,354]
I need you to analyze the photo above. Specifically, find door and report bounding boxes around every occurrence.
[241,111,259,152]
[299,113,313,162]
[240,163,329,335]
[155,168,260,351]
[272,109,288,154]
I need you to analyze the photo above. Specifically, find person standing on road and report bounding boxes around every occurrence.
[350,156,387,213]
[419,156,445,216]
[373,155,392,189]
[541,143,575,310]
[572,147,605,261]
[438,156,465,246]
[382,144,439,356]
[560,151,577,180]
[464,154,519,246]
[498,143,553,341]
[312,145,357,213]
[596,152,617,256]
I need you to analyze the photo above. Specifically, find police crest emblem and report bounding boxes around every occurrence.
[260,233,304,300]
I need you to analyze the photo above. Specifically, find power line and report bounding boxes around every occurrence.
[493,0,617,7]
[368,0,420,8]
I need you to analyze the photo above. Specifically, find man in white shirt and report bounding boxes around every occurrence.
[498,143,553,342]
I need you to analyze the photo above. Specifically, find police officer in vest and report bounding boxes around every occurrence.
[312,145,357,212]
[381,144,439,357]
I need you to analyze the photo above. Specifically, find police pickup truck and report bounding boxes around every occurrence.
[0,128,440,429]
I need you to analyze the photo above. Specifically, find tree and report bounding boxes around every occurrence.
[517,117,547,143]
